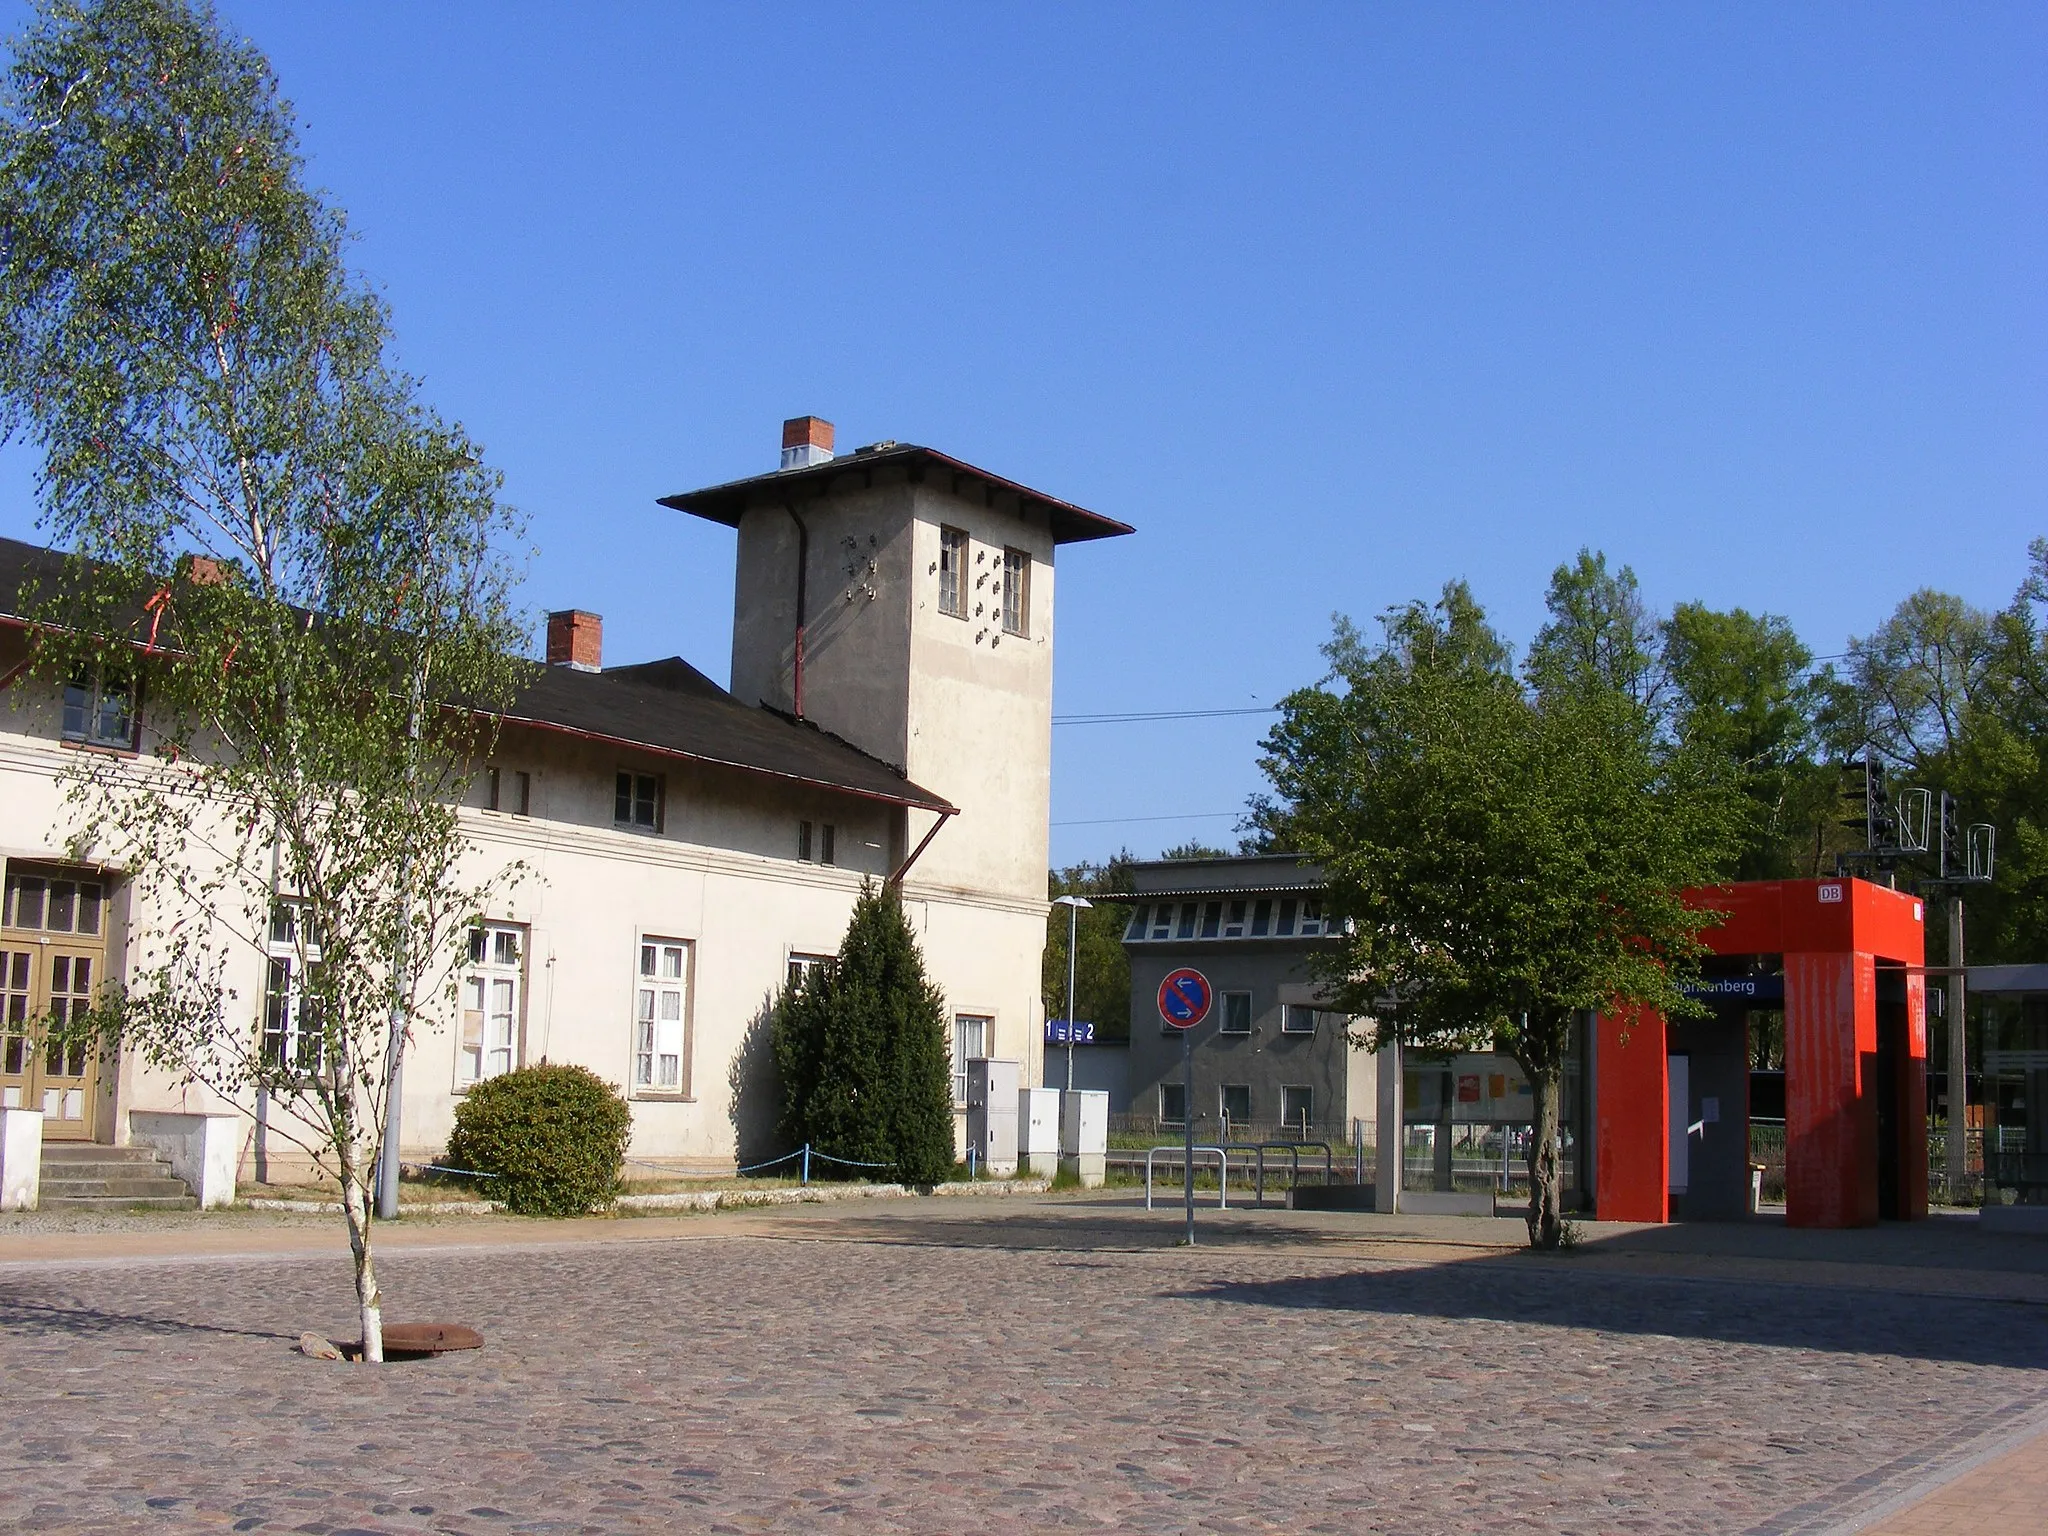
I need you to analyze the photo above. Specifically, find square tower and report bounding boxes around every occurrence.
[661,420,1131,902]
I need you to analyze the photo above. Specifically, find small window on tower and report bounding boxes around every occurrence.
[939,527,968,618]
[1001,548,1030,637]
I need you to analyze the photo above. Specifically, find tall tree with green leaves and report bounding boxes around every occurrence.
[1043,852,1134,1045]
[0,0,525,1359]
[772,882,956,1186]
[1255,581,1744,1247]
[1661,602,1834,878]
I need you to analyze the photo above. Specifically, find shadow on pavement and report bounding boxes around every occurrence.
[0,1295,297,1343]
[1173,1257,2048,1368]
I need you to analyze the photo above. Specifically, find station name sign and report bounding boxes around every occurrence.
[1679,976,1785,1004]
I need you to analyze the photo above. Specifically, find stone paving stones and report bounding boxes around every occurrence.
[1,1202,2044,1532]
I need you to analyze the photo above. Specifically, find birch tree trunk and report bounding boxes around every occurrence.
[339,1147,384,1363]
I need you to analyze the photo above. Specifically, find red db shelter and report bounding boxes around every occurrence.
[1595,878,1927,1228]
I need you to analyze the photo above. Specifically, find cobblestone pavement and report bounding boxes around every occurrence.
[2,1199,2046,1534]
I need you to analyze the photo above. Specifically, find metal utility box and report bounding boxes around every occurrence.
[1060,1088,1109,1188]
[966,1059,1020,1177]
[1018,1087,1060,1177]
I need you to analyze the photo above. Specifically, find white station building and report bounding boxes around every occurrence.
[0,417,1131,1189]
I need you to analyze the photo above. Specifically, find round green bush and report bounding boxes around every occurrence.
[443,1063,632,1217]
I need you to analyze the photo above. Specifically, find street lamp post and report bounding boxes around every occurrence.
[1052,895,1092,1093]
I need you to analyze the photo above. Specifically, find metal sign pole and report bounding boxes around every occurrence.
[1183,1022,1196,1245]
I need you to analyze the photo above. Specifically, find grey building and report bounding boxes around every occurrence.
[1118,855,1375,1140]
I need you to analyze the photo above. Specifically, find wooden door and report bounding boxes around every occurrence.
[0,943,101,1138]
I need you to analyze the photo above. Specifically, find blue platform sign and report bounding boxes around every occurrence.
[1046,1018,1095,1045]
[1679,975,1785,1005]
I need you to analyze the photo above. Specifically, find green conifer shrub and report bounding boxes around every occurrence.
[444,1063,632,1216]
[772,882,957,1187]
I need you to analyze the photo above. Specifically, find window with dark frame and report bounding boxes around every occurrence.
[1219,1083,1252,1124]
[1000,548,1029,636]
[821,824,836,866]
[798,820,813,861]
[61,673,137,751]
[939,526,968,618]
[615,771,662,830]
[485,767,532,817]
[2,870,104,936]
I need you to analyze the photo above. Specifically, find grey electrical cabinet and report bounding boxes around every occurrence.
[966,1058,1020,1176]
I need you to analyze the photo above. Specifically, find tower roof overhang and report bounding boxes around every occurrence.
[659,443,1135,545]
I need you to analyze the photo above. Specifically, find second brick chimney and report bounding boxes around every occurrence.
[780,415,835,470]
[546,609,602,672]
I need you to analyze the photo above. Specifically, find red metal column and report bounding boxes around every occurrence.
[1784,951,1878,1228]
[1595,1005,1668,1223]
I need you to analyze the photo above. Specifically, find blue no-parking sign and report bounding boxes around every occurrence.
[1157,967,1213,1030]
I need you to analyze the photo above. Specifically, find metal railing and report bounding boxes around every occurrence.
[1225,1141,1334,1206]
[1144,1145,1230,1210]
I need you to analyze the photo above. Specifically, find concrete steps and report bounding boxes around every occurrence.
[38,1142,198,1210]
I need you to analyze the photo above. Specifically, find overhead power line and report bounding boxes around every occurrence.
[1051,810,1241,827]
[1053,706,1281,725]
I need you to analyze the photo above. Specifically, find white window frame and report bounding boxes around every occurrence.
[457,922,525,1089]
[1280,1003,1317,1035]
[1000,548,1029,637]
[938,526,968,618]
[1220,990,1252,1035]
[1280,1085,1313,1132]
[262,900,324,1077]
[632,936,692,1097]
[786,951,831,991]
[1157,1080,1187,1126]
[952,1013,991,1105]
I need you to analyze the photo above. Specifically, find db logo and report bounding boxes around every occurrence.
[1818,883,1844,904]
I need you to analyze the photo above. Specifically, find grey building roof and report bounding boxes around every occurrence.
[0,534,954,814]
[1117,853,1325,901]
[659,441,1136,546]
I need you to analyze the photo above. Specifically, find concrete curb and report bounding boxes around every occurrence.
[241,1177,1053,1218]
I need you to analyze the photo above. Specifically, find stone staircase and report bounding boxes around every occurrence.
[38,1142,198,1211]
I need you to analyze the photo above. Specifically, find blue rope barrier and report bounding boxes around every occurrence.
[732,1143,897,1184]
[408,1162,501,1180]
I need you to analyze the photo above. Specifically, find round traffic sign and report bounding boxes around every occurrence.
[1157,967,1213,1030]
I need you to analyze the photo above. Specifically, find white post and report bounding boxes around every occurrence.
[1066,899,1079,1094]
[0,1108,44,1211]
[1376,1033,1403,1215]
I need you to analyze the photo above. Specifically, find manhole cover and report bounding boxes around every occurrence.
[345,1322,484,1360]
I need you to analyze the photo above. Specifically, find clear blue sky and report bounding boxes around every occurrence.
[2,3,2042,868]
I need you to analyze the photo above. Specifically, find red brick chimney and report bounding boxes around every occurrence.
[780,416,835,470]
[546,610,602,672]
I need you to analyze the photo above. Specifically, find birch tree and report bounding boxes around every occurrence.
[0,0,525,1358]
